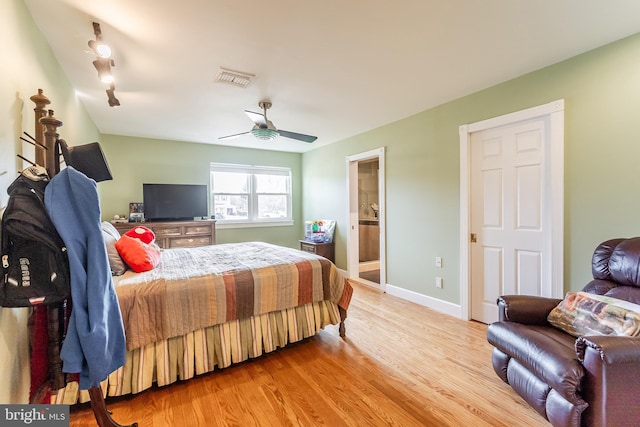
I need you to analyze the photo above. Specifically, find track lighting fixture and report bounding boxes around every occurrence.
[88,22,112,58]
[88,40,112,59]
[92,58,114,84]
[106,84,120,107]
[89,22,121,107]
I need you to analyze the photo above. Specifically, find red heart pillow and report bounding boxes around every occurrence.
[115,234,161,273]
[124,226,156,244]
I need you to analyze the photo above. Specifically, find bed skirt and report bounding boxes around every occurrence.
[52,300,341,404]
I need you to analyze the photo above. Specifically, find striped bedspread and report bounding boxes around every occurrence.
[113,241,352,351]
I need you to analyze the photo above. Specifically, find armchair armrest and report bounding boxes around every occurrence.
[575,336,640,426]
[497,295,562,325]
[575,335,640,364]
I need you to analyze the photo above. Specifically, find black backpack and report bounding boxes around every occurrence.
[1,166,70,307]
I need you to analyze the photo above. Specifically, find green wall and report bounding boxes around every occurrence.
[99,134,303,248]
[0,0,100,404]
[303,32,640,304]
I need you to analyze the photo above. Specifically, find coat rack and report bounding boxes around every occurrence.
[26,89,136,427]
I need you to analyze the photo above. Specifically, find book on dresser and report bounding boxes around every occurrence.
[113,220,216,249]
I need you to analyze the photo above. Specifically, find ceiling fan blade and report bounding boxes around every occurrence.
[218,131,251,140]
[245,110,267,127]
[277,130,318,143]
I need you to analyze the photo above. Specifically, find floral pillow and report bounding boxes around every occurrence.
[548,291,640,337]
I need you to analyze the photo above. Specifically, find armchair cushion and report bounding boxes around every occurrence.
[604,286,640,304]
[547,292,640,338]
[487,321,585,406]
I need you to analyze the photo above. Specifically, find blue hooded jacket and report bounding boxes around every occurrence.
[44,166,126,389]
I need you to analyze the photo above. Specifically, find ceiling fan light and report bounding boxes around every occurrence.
[251,128,279,140]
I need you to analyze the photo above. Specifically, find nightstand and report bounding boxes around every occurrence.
[299,240,335,263]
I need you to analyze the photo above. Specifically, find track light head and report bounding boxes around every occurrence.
[106,85,120,107]
[88,39,112,58]
[92,58,114,83]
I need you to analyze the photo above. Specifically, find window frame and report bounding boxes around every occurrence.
[210,162,294,228]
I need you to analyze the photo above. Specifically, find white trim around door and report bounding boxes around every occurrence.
[459,100,565,320]
[346,147,386,291]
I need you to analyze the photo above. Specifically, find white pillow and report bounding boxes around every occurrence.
[101,221,127,275]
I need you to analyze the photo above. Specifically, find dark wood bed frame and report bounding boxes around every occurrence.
[28,89,136,427]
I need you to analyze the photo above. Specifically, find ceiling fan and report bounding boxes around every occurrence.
[219,101,317,143]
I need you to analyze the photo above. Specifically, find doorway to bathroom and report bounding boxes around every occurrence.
[347,147,386,291]
[358,159,380,283]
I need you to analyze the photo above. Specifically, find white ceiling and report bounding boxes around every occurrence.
[23,0,640,153]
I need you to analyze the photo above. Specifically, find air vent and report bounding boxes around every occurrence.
[215,67,255,88]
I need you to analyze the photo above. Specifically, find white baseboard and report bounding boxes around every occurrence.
[385,283,462,319]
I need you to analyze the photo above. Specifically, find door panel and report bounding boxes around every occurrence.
[516,250,541,295]
[470,119,546,324]
[516,164,541,229]
[483,169,502,227]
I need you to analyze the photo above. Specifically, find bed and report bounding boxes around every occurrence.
[53,240,352,404]
[20,91,351,427]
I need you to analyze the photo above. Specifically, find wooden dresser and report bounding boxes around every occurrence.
[114,220,216,249]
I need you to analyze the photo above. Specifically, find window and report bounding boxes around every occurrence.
[210,163,293,226]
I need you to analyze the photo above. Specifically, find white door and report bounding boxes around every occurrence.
[470,119,548,324]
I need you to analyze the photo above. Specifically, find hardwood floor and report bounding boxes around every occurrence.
[70,282,549,426]
[359,269,380,283]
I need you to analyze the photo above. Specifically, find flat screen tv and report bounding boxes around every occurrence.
[143,183,208,221]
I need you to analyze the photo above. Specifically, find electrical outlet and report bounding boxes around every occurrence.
[436,277,443,288]
[435,256,442,268]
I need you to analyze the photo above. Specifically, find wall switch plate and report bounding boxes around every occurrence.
[435,256,442,268]
[436,277,443,288]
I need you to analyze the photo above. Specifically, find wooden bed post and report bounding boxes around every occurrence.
[38,108,67,392]
[29,89,50,168]
[339,307,347,337]
[88,387,138,427]
[30,91,136,427]
[39,109,62,181]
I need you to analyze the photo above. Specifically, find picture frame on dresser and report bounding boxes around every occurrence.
[128,202,144,222]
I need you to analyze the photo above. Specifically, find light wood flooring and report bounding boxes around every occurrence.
[359,269,380,284]
[70,281,549,426]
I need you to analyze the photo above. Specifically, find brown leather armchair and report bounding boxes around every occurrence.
[487,238,640,427]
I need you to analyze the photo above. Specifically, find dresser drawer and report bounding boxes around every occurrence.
[300,242,316,252]
[152,226,182,236]
[184,225,213,235]
[169,236,213,248]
